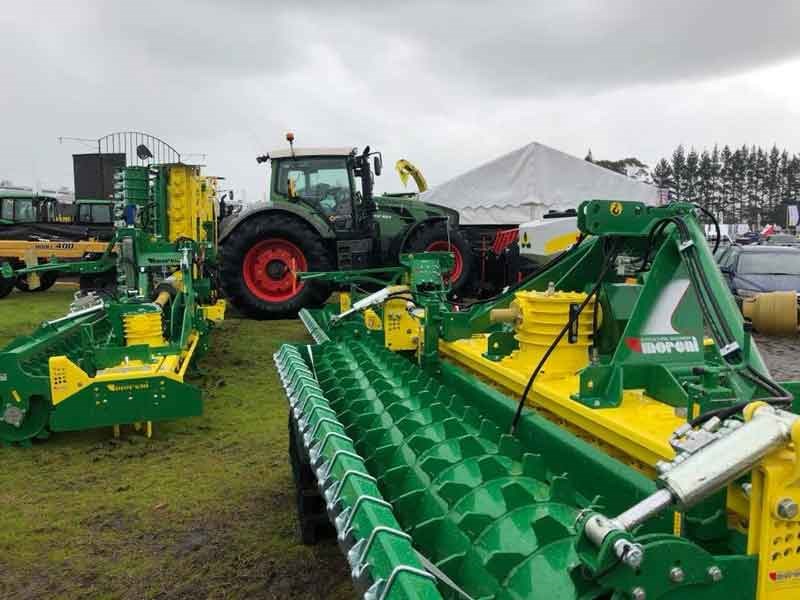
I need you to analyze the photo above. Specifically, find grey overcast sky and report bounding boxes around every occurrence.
[2,0,800,200]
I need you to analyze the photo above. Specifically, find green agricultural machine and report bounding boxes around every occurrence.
[0,163,225,445]
[275,200,800,599]
[0,192,114,297]
[219,133,474,319]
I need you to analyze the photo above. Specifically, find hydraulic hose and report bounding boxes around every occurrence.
[694,203,721,254]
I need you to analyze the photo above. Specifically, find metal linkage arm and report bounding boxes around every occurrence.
[584,403,799,551]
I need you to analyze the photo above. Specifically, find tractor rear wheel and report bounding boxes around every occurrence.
[221,214,332,319]
[404,221,474,295]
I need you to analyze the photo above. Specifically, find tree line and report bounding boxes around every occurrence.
[652,145,800,226]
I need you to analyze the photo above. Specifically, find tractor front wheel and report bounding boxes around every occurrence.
[220,214,332,319]
[404,221,474,295]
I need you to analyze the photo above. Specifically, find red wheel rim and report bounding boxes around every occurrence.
[425,240,463,283]
[242,238,308,302]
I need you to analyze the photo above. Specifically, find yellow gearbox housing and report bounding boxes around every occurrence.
[502,289,595,378]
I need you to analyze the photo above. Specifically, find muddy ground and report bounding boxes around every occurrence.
[754,334,800,381]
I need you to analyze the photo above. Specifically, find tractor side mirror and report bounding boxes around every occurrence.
[373,155,382,177]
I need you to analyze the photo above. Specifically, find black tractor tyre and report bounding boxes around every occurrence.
[16,271,59,292]
[0,276,14,299]
[403,221,474,296]
[288,417,335,545]
[220,213,333,319]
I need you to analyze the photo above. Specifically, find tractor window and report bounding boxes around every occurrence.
[275,157,353,230]
[44,201,55,222]
[1,199,14,221]
[15,199,35,222]
[78,203,92,223]
[92,204,112,223]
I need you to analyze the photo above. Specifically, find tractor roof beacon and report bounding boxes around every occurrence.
[219,133,472,319]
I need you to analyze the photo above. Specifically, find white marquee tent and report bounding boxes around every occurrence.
[420,142,662,225]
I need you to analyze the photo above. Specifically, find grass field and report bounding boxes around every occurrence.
[0,285,352,600]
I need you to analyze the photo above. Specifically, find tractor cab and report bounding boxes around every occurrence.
[259,139,382,238]
[0,192,60,224]
[74,199,113,225]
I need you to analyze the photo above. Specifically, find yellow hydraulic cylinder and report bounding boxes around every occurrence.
[501,290,595,378]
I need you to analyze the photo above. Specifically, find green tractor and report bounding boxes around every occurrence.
[219,135,474,318]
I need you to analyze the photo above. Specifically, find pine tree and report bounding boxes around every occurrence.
[655,144,800,225]
[767,145,781,220]
[731,147,747,224]
[710,145,722,217]
[720,145,733,221]
[671,145,686,198]
[779,150,790,205]
[651,159,674,191]
[698,150,713,209]
[585,149,594,163]
[747,146,767,227]
[685,148,700,203]
[788,155,800,205]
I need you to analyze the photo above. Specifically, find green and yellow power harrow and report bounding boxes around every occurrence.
[0,163,225,445]
[276,200,800,599]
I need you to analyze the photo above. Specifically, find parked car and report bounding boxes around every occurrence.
[718,245,800,299]
[761,233,800,247]
[734,231,761,245]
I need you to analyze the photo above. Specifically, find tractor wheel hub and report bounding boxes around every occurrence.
[266,260,288,280]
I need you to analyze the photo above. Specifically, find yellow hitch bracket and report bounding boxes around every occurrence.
[363,309,382,331]
[747,417,800,598]
[339,292,352,313]
[384,298,420,351]
[201,299,226,323]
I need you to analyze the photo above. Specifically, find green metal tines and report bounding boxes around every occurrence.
[298,309,330,344]
[274,344,442,600]
[309,336,596,600]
